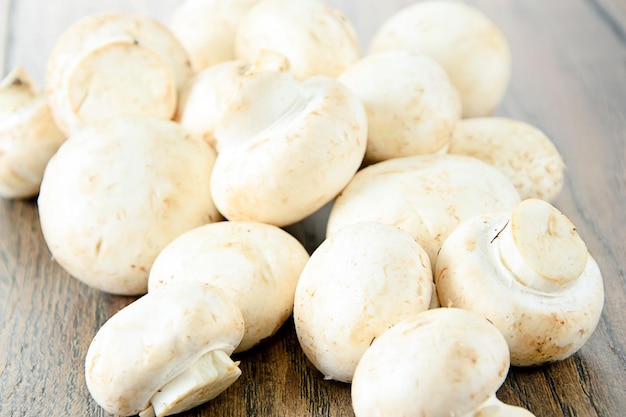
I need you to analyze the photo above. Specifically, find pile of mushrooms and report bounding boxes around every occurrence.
[1,0,606,416]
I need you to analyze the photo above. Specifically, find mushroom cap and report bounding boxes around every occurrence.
[338,51,461,162]
[38,115,220,295]
[294,222,432,382]
[85,280,244,417]
[369,0,511,118]
[327,154,521,267]
[45,12,192,135]
[211,52,367,226]
[171,0,260,72]
[148,220,310,352]
[0,68,65,199]
[351,307,510,417]
[435,200,605,366]
[235,0,361,79]
[175,60,249,149]
[449,117,565,201]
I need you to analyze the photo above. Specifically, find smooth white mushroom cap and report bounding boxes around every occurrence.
[148,220,310,352]
[0,68,65,199]
[436,199,605,366]
[211,51,367,226]
[369,0,511,118]
[327,154,521,267]
[294,222,433,383]
[175,60,249,149]
[85,280,244,417]
[38,115,220,295]
[235,0,361,79]
[338,51,461,162]
[171,0,259,72]
[449,117,565,201]
[351,308,510,417]
[45,13,193,135]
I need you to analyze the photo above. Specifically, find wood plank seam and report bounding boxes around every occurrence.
[586,0,626,44]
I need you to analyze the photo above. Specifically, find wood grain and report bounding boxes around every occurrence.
[1,1,625,416]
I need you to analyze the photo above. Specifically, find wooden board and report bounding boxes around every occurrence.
[1,1,625,416]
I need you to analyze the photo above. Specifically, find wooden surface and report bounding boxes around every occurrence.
[1,0,625,416]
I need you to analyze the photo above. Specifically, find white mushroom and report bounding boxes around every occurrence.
[294,222,433,382]
[338,51,461,163]
[369,0,511,118]
[170,0,260,72]
[85,280,244,417]
[148,220,310,352]
[38,115,220,295]
[0,68,65,199]
[435,199,605,366]
[175,60,249,149]
[45,13,193,135]
[327,154,521,267]
[211,51,367,226]
[351,308,536,417]
[235,0,361,79]
[449,117,565,201]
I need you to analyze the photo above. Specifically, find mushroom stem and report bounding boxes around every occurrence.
[497,199,587,292]
[498,220,559,292]
[148,349,241,417]
[470,395,536,417]
[217,51,310,151]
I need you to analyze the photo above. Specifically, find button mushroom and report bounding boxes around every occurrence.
[85,280,244,417]
[38,115,220,295]
[148,220,310,353]
[351,308,536,417]
[435,199,605,366]
[449,117,565,201]
[369,0,511,118]
[211,50,367,226]
[327,154,521,268]
[338,51,461,163]
[175,60,249,150]
[170,0,260,72]
[294,222,433,383]
[0,68,65,199]
[45,13,193,135]
[235,0,361,79]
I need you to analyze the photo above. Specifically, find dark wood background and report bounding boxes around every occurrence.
[1,0,625,416]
